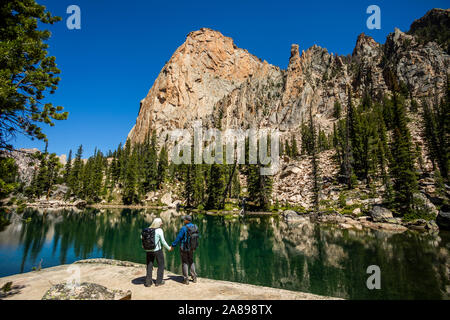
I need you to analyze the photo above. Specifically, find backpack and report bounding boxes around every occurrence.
[141,228,156,250]
[184,224,199,251]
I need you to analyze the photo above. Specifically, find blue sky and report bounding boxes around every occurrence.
[13,0,449,157]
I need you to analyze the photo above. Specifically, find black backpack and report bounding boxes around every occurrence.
[184,224,199,251]
[141,228,156,250]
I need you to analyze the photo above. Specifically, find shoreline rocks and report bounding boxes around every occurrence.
[369,205,394,223]
[285,209,439,234]
[26,199,87,209]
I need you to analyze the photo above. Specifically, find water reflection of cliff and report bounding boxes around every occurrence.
[0,208,448,299]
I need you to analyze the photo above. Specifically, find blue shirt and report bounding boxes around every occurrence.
[172,223,196,251]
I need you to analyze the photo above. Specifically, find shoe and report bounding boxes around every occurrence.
[183,278,189,285]
[144,281,152,287]
[155,280,165,287]
[192,277,197,283]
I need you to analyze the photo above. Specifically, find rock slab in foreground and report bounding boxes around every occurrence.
[42,282,131,300]
[0,259,340,300]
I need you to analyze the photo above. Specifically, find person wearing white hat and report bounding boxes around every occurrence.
[143,217,171,287]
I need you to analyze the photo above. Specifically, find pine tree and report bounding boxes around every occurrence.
[290,135,299,158]
[32,147,62,199]
[231,168,241,198]
[64,150,72,183]
[110,143,122,187]
[193,164,206,207]
[45,153,62,199]
[422,101,439,171]
[422,79,449,181]
[122,148,139,204]
[143,132,158,193]
[309,107,320,212]
[301,119,314,155]
[157,145,168,189]
[183,162,195,208]
[247,164,273,210]
[90,150,104,202]
[333,100,342,119]
[434,169,446,198]
[34,151,48,198]
[341,88,355,189]
[246,137,273,210]
[206,163,225,210]
[0,0,67,151]
[389,92,418,214]
[285,139,291,157]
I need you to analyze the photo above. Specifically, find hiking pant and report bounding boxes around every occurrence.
[180,249,197,280]
[146,250,164,285]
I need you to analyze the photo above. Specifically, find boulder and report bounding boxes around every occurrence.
[51,185,69,200]
[413,193,438,216]
[283,210,304,223]
[42,282,131,300]
[405,219,428,230]
[369,206,393,222]
[426,220,439,232]
[160,193,172,206]
[436,206,450,230]
[145,191,155,201]
[384,217,402,224]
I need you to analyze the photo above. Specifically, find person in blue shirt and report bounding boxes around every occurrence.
[171,215,198,285]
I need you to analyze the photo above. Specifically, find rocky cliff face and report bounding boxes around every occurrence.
[128,9,450,144]
[127,28,280,143]
[408,8,450,54]
[1,149,39,186]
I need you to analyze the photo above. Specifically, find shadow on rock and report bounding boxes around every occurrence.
[167,275,185,284]
[0,282,27,299]
[131,276,146,285]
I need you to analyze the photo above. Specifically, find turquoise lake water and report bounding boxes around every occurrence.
[0,208,449,299]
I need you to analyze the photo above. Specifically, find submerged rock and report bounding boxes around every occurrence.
[42,282,131,300]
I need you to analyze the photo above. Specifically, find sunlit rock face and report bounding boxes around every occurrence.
[127,28,278,144]
[128,9,449,146]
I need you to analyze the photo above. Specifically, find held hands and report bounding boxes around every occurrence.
[169,246,174,252]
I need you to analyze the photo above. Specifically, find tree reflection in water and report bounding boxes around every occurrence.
[0,208,449,299]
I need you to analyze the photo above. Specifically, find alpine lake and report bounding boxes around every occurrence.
[0,207,449,300]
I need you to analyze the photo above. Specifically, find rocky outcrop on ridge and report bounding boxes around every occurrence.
[127,28,280,143]
[127,9,450,145]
